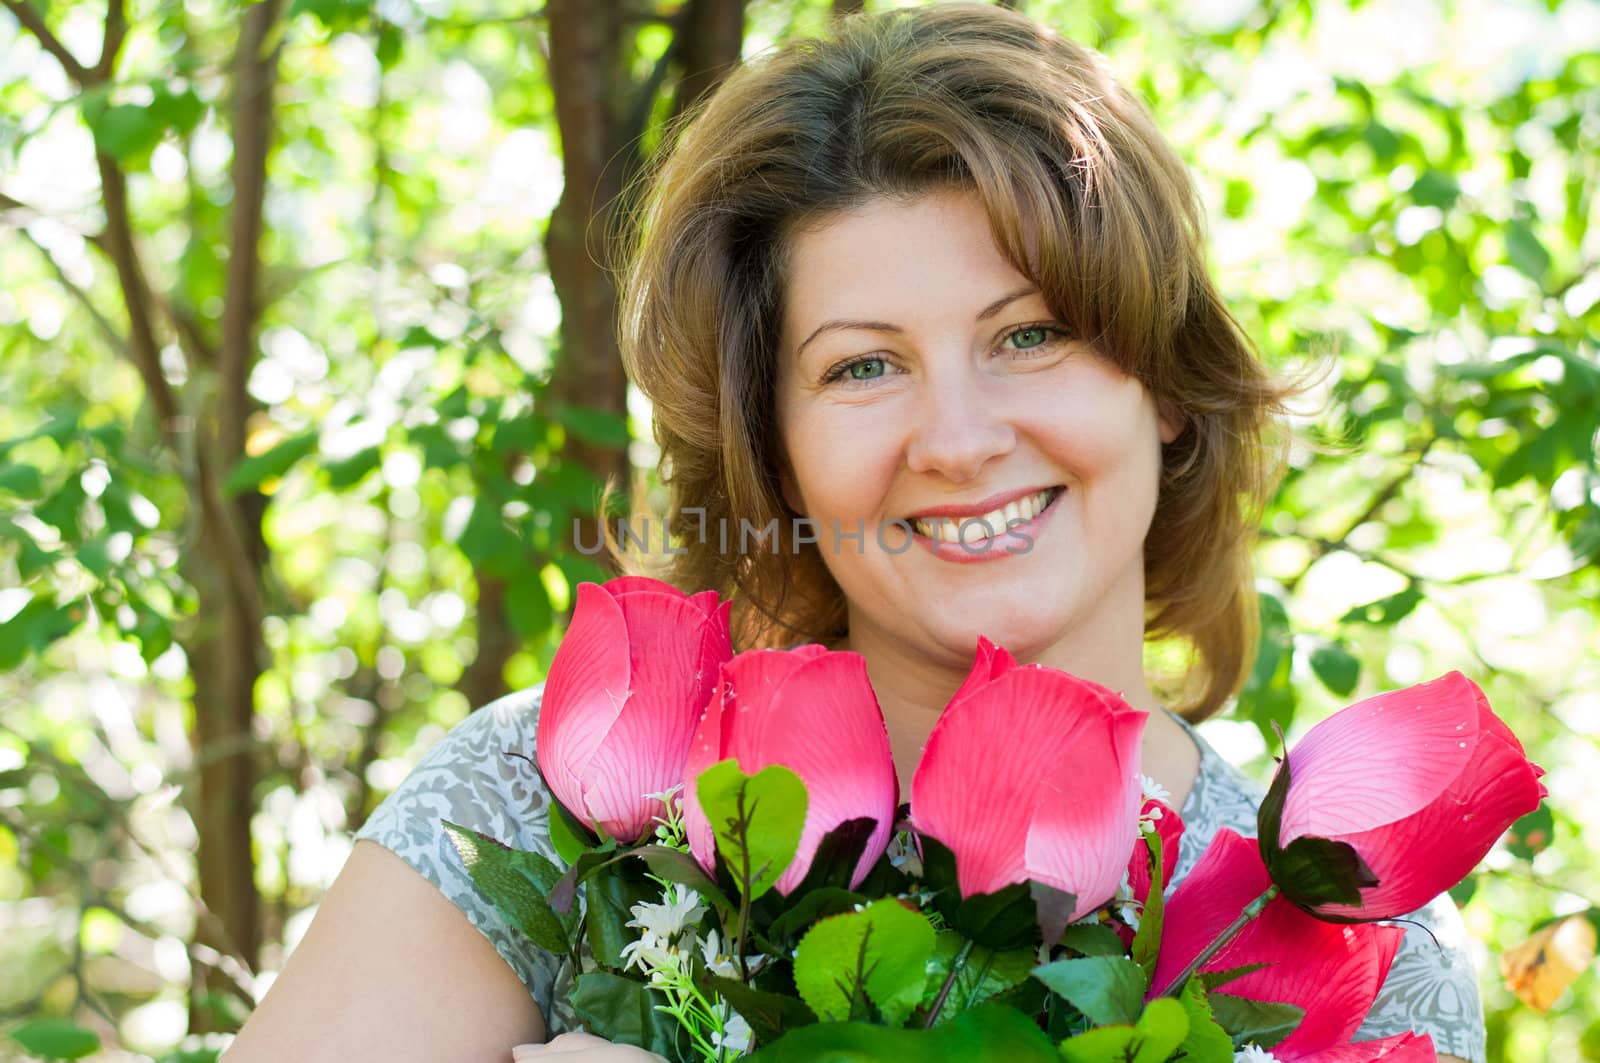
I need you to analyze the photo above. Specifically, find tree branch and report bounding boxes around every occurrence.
[14,225,128,355]
[97,0,126,80]
[1,0,93,84]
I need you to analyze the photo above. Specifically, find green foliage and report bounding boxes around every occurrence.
[745,1002,1059,1062]
[443,823,576,957]
[7,1019,100,1059]
[695,759,808,904]
[1032,955,1150,1027]
[792,899,936,1026]
[1056,997,1190,1063]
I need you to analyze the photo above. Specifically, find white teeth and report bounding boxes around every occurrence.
[911,488,1058,541]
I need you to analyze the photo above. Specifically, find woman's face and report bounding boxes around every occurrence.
[774,189,1179,670]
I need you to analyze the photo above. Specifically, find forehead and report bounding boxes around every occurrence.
[779,191,1038,349]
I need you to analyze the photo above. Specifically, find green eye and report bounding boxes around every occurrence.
[847,358,886,380]
[1010,327,1051,349]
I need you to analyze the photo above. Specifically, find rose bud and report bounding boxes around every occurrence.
[911,636,1146,921]
[1258,671,1547,921]
[683,645,898,895]
[535,576,732,843]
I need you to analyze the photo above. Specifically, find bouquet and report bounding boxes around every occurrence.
[444,577,1547,1062]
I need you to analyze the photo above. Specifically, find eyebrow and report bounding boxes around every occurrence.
[793,285,1040,359]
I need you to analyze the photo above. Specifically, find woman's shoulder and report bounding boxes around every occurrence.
[352,682,577,1028]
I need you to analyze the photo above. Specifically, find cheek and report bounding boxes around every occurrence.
[779,406,900,519]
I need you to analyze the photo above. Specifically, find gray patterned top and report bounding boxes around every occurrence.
[354,683,1486,1061]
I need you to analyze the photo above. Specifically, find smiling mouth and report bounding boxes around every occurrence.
[908,486,1065,544]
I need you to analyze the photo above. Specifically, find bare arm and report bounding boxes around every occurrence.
[225,840,546,1062]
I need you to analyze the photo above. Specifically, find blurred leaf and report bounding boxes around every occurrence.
[1505,805,1555,861]
[1339,587,1422,626]
[0,462,45,496]
[8,1019,100,1059]
[224,431,319,496]
[1505,221,1551,284]
[1309,641,1361,697]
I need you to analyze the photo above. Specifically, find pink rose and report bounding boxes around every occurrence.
[910,636,1146,919]
[535,577,732,843]
[683,646,898,895]
[1261,671,1547,920]
[1152,830,1409,1060]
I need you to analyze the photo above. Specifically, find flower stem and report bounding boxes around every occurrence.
[923,938,975,1028]
[1161,884,1279,998]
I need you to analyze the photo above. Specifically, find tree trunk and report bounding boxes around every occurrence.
[184,0,284,1028]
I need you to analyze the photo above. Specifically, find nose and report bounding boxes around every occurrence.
[903,374,1017,482]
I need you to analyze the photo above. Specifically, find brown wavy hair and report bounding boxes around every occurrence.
[608,2,1295,721]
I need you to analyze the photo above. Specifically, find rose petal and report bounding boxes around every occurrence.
[536,582,633,817]
[1295,1031,1437,1062]
[735,651,897,893]
[1280,672,1483,842]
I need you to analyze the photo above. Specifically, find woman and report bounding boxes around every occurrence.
[225,5,1485,1061]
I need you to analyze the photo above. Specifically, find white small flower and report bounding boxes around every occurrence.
[626,883,707,942]
[621,933,691,977]
[712,1005,753,1056]
[1140,773,1171,805]
[700,929,742,979]
[1234,1045,1281,1062]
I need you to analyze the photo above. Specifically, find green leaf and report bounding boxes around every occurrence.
[1339,586,1422,626]
[288,0,373,31]
[443,822,574,956]
[1130,997,1190,1062]
[90,103,166,163]
[1176,978,1236,1063]
[1409,169,1460,208]
[1309,641,1361,697]
[569,971,682,1057]
[705,975,818,1045]
[1058,921,1126,958]
[1032,955,1149,1026]
[148,86,205,135]
[793,899,936,1027]
[633,845,735,913]
[1505,221,1551,284]
[1056,999,1196,1063]
[323,445,382,489]
[1057,1025,1139,1063]
[546,800,587,865]
[1505,805,1554,861]
[921,933,1035,1022]
[694,759,806,903]
[0,597,84,670]
[9,1019,101,1059]
[1208,992,1305,1050]
[1238,592,1297,744]
[506,578,553,637]
[74,537,111,579]
[1131,827,1165,978]
[1448,875,1478,906]
[0,463,45,497]
[555,403,631,448]
[582,863,648,969]
[223,431,319,496]
[744,1001,1058,1062]
[376,22,404,68]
